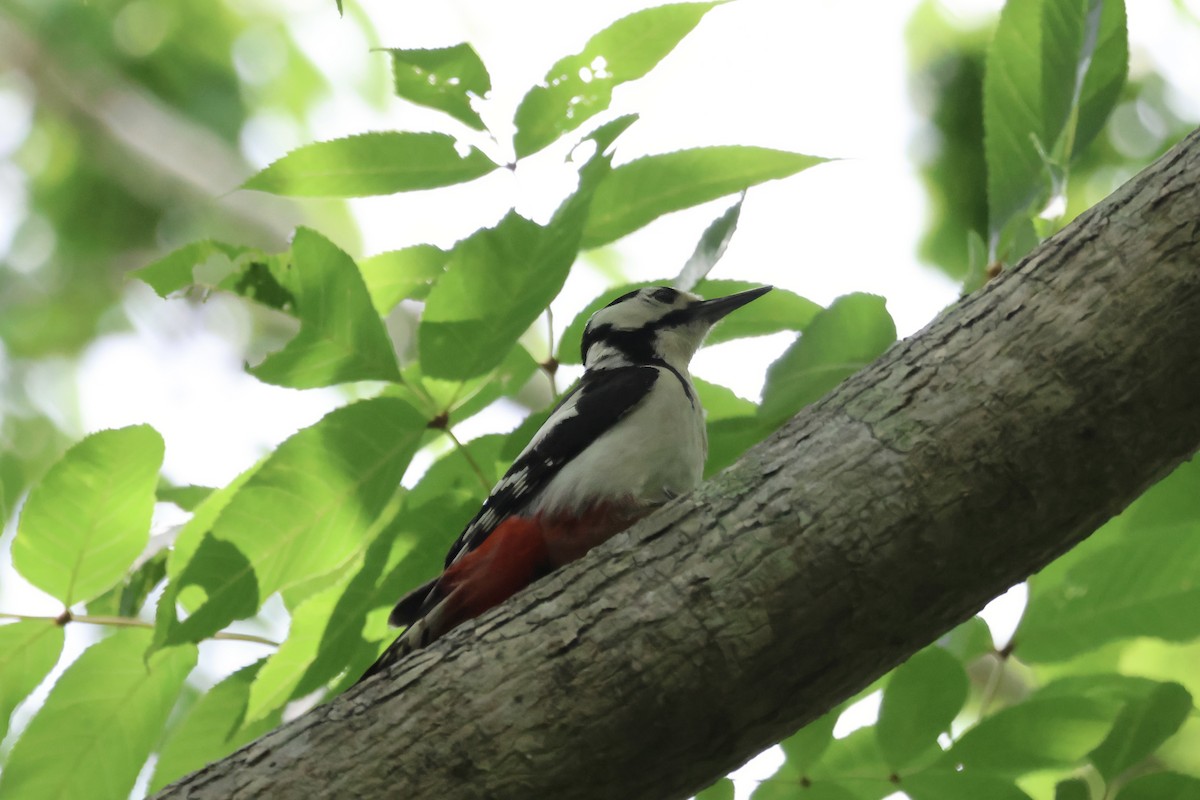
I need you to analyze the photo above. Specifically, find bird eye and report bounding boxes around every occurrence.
[651,287,678,304]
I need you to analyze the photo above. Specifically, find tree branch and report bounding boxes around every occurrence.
[155,127,1200,800]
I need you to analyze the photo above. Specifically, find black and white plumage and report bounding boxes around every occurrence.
[364,284,770,677]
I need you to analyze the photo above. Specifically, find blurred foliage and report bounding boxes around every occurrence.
[0,0,1197,798]
[909,0,1195,286]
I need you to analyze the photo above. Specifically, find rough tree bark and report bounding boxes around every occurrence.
[155,127,1200,800]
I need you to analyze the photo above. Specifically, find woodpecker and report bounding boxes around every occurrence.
[362,284,770,679]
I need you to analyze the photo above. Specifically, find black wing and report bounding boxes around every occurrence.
[441,365,660,568]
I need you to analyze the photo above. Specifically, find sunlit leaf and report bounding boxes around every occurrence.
[759,294,896,426]
[132,239,251,296]
[0,620,63,741]
[150,660,281,793]
[12,425,163,605]
[359,244,449,314]
[408,346,540,425]
[0,630,195,800]
[249,228,401,388]
[243,481,423,722]
[420,121,622,380]
[582,146,827,248]
[244,132,498,197]
[419,212,569,380]
[155,398,425,648]
[1088,681,1191,781]
[389,43,491,130]
[674,196,743,290]
[877,646,969,769]
[513,2,723,157]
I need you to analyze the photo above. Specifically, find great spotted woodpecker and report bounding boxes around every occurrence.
[362,284,770,678]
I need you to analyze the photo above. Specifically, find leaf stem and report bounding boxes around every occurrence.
[444,427,492,493]
[0,610,279,647]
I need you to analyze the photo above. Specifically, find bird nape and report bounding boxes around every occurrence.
[359,284,771,682]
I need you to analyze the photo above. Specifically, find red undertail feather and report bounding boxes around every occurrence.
[360,500,651,682]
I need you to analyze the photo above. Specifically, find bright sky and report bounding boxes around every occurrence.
[2,0,1198,794]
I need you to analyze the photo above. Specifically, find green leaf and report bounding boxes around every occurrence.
[243,540,394,723]
[155,398,425,648]
[939,616,995,662]
[1116,772,1200,800]
[0,621,63,741]
[419,212,565,380]
[358,244,449,314]
[695,778,734,800]
[582,146,827,248]
[1017,518,1200,662]
[86,549,168,618]
[982,0,1129,244]
[1040,0,1089,157]
[674,196,743,290]
[164,458,266,594]
[752,781,860,800]
[694,279,821,346]
[411,345,539,424]
[389,43,491,130]
[244,132,498,197]
[419,118,622,381]
[1074,0,1128,156]
[945,696,1112,774]
[249,228,401,388]
[132,239,250,296]
[149,660,281,793]
[805,728,893,800]
[904,771,1034,800]
[158,483,215,511]
[778,703,844,773]
[12,425,164,605]
[983,0,1051,242]
[695,378,769,478]
[877,646,969,769]
[0,629,195,800]
[512,2,722,157]
[1054,778,1091,800]
[759,294,896,426]
[1088,682,1192,781]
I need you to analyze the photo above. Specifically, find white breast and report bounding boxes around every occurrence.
[529,368,707,517]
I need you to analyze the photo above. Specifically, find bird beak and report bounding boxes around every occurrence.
[687,285,772,324]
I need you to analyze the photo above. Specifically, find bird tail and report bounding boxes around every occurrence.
[355,578,441,684]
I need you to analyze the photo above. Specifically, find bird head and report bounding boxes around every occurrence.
[580,285,772,372]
